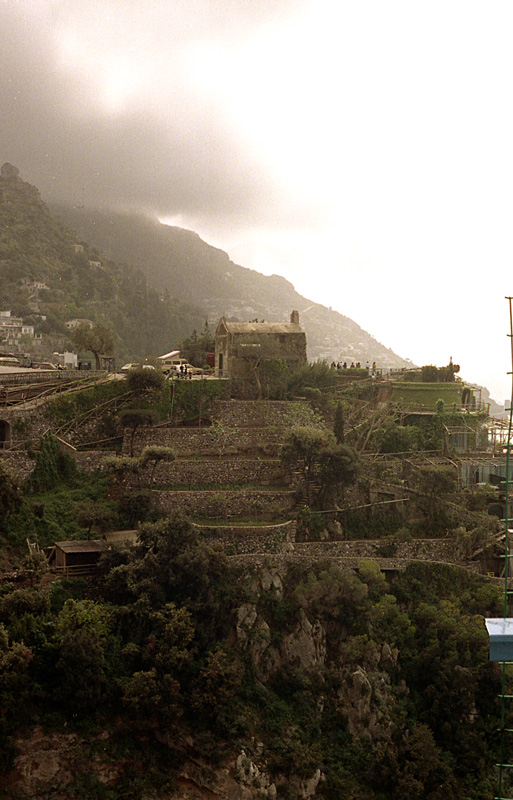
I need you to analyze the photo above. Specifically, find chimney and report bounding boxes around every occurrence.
[290,310,299,325]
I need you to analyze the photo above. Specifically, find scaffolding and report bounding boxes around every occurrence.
[495,297,513,800]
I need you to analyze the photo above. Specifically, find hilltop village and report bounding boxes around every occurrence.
[0,163,510,799]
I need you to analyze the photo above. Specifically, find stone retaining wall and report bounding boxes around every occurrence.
[292,538,458,562]
[0,451,36,480]
[126,457,288,487]
[210,399,311,428]
[73,451,111,473]
[153,488,296,517]
[126,426,284,457]
[228,552,481,575]
[0,370,107,386]
[204,535,470,571]
[0,404,53,448]
[0,448,111,480]
[194,520,296,555]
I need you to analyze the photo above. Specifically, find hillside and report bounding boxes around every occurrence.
[53,205,411,368]
[0,359,506,797]
[0,162,411,368]
[0,164,206,363]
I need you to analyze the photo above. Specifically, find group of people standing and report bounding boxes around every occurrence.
[177,364,192,379]
[331,360,377,373]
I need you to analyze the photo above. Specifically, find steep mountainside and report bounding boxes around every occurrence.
[0,161,409,367]
[53,205,411,368]
[0,165,205,363]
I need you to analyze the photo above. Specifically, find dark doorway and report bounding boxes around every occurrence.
[0,420,11,449]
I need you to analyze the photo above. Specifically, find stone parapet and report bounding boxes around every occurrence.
[0,370,107,386]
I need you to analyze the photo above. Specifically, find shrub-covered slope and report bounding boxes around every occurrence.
[0,516,503,799]
[0,166,206,363]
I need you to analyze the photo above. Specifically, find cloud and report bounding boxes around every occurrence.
[0,0,310,225]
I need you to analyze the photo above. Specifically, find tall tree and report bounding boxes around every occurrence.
[317,443,358,509]
[119,408,160,456]
[281,425,335,506]
[70,321,115,369]
[125,366,165,399]
[140,445,176,488]
[180,321,215,367]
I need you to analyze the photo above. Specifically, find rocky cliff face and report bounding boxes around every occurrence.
[2,570,345,799]
[1,555,497,800]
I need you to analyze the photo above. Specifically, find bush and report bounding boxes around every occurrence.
[117,491,154,528]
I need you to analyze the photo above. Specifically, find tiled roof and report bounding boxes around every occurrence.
[222,322,303,334]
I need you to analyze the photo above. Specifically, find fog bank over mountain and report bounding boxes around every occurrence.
[54,204,411,369]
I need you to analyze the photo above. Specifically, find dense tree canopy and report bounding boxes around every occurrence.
[0,503,504,798]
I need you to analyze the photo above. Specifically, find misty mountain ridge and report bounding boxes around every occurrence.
[53,203,410,368]
[0,162,407,367]
[0,164,205,363]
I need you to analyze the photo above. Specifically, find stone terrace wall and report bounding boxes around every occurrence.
[126,457,289,488]
[0,404,54,448]
[153,488,296,517]
[228,553,481,575]
[195,520,296,555]
[126,427,284,457]
[0,451,36,480]
[126,398,316,457]
[0,449,110,480]
[210,399,311,428]
[73,451,111,473]
[195,535,459,563]
[292,538,459,563]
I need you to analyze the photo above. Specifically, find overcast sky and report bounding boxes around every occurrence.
[2,0,513,403]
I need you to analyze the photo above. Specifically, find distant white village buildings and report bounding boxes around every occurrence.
[21,279,50,294]
[0,310,41,347]
[53,351,78,369]
[64,318,94,331]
